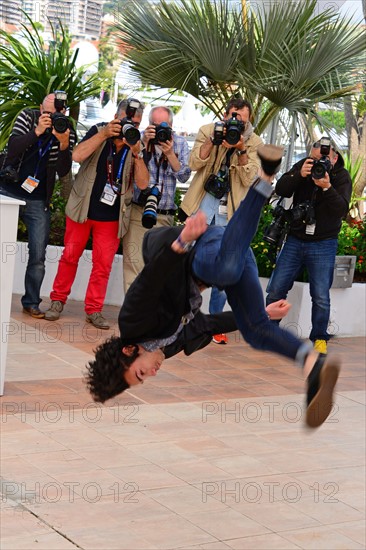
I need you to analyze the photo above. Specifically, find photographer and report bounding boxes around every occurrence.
[0,92,76,318]
[180,97,263,345]
[266,138,352,354]
[85,144,341,429]
[122,106,191,293]
[44,98,149,329]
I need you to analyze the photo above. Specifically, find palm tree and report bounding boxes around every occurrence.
[112,0,365,138]
[0,13,101,149]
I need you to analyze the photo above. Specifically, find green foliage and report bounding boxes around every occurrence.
[318,109,345,131]
[0,13,101,148]
[113,0,365,134]
[251,204,278,278]
[337,218,366,276]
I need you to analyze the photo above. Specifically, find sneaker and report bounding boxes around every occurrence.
[212,334,228,345]
[22,306,45,319]
[44,301,64,321]
[306,354,340,428]
[314,339,327,354]
[85,312,110,330]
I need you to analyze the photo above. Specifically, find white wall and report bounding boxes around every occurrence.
[11,242,366,338]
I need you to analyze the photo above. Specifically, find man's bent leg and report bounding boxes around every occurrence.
[226,249,310,363]
[192,184,269,286]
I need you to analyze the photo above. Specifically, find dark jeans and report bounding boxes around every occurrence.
[266,235,338,341]
[0,188,50,308]
[192,185,311,366]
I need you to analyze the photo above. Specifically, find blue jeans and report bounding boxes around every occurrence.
[266,235,338,341]
[0,188,50,308]
[192,186,311,365]
[209,286,227,315]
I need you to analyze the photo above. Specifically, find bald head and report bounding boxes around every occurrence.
[40,94,57,114]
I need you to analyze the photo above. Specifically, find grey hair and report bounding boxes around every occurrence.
[149,105,174,125]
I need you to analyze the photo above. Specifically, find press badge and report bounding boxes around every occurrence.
[305,223,316,235]
[21,176,39,193]
[100,183,117,206]
[218,197,228,216]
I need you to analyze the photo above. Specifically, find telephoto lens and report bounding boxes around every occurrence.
[141,187,162,228]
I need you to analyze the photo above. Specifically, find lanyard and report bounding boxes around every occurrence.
[107,145,129,194]
[153,151,168,194]
[34,137,54,178]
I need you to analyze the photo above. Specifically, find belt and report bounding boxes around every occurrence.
[157,208,176,216]
[132,202,175,216]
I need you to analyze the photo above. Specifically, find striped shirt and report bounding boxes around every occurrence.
[132,132,191,210]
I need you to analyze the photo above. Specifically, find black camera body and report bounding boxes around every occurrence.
[264,200,316,247]
[311,136,332,179]
[151,122,172,144]
[50,112,70,134]
[0,165,20,185]
[311,156,332,180]
[204,172,230,200]
[212,113,245,146]
[118,98,142,145]
[224,112,245,145]
[140,185,162,229]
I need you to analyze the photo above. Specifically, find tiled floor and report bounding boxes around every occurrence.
[0,294,365,549]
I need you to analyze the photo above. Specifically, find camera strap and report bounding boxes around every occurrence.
[33,136,54,178]
[106,143,129,195]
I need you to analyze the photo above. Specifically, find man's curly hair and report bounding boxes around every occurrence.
[85,336,139,403]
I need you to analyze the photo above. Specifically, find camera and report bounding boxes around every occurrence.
[311,137,332,179]
[0,165,20,185]
[118,98,141,145]
[50,112,70,133]
[141,186,162,228]
[212,122,225,145]
[224,112,245,145]
[151,122,172,144]
[264,199,316,247]
[204,171,230,200]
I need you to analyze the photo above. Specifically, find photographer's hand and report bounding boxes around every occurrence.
[142,125,155,147]
[300,158,314,178]
[53,128,70,150]
[35,113,52,137]
[313,171,331,191]
[103,119,123,140]
[160,139,181,172]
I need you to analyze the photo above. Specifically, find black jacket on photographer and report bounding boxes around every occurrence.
[2,108,76,207]
[275,154,352,241]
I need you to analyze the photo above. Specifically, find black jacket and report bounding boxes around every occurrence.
[275,155,352,241]
[118,226,236,358]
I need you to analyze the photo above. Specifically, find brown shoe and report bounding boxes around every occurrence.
[23,306,45,319]
[44,301,64,321]
[306,355,340,428]
[85,312,110,330]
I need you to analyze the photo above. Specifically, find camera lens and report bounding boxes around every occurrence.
[225,127,241,145]
[311,160,326,179]
[142,187,161,229]
[122,124,140,145]
[52,113,69,133]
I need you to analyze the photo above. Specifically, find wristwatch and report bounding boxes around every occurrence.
[236,149,247,156]
[134,151,144,159]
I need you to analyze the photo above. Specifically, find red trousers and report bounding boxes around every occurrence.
[50,217,120,314]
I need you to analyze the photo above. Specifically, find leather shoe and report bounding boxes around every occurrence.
[23,306,45,319]
[85,312,110,330]
[306,354,340,428]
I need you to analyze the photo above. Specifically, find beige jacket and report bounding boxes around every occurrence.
[181,123,263,220]
[65,127,137,238]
